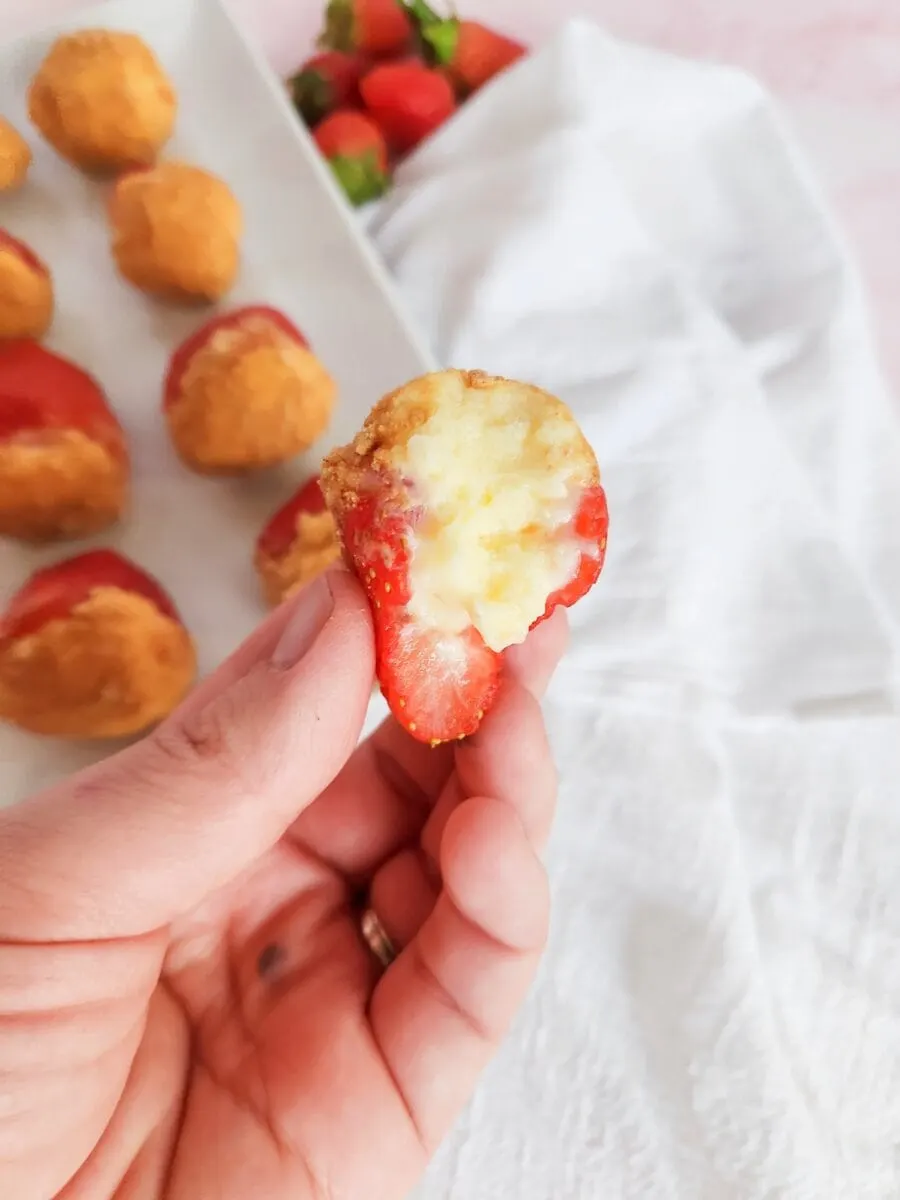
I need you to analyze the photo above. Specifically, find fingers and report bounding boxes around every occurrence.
[424,683,558,864]
[293,609,569,885]
[0,571,375,941]
[288,721,454,881]
[369,797,549,1150]
[504,607,569,697]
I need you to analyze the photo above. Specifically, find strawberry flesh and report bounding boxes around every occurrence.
[377,608,501,744]
[335,475,607,744]
[340,488,415,609]
[0,549,181,644]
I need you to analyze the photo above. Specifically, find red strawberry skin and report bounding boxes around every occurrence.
[0,549,196,739]
[0,549,181,644]
[321,0,411,58]
[255,474,342,606]
[288,51,366,127]
[258,475,329,562]
[403,3,526,94]
[163,305,308,412]
[532,484,609,627]
[0,340,129,541]
[0,340,126,459]
[360,61,456,154]
[0,229,49,278]
[313,109,390,204]
[449,21,526,93]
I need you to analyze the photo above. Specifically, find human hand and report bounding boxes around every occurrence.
[0,568,565,1199]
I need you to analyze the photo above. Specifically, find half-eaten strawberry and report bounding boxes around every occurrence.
[320,369,608,744]
[0,548,196,739]
[0,339,129,541]
[255,474,341,606]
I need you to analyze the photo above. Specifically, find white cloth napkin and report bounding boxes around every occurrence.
[367,21,900,1200]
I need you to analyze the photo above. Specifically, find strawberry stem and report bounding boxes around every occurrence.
[320,0,354,52]
[328,152,389,206]
[288,68,332,126]
[422,19,460,64]
[403,0,442,26]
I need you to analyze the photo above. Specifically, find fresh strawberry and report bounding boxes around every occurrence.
[403,1,526,94]
[360,60,456,154]
[0,228,54,340]
[0,549,180,643]
[312,109,390,204]
[0,549,196,739]
[288,51,366,127]
[0,340,129,540]
[321,369,609,745]
[320,0,411,58]
[255,474,341,606]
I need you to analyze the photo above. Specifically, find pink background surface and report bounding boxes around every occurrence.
[3,0,898,393]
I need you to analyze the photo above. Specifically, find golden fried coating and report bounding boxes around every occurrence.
[0,587,196,739]
[28,29,176,173]
[109,161,242,301]
[166,310,336,471]
[256,508,341,606]
[0,238,53,340]
[0,118,31,191]
[0,430,127,541]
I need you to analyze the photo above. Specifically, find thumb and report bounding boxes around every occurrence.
[0,569,374,941]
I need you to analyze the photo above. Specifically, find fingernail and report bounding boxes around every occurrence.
[271,574,335,669]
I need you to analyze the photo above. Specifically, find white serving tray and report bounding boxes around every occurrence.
[0,0,433,804]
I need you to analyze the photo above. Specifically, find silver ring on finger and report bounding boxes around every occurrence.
[360,907,397,969]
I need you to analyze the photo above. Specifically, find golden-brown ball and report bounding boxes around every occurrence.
[0,118,31,191]
[109,160,242,302]
[28,29,176,173]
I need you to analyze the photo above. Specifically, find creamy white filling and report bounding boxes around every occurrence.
[401,379,587,652]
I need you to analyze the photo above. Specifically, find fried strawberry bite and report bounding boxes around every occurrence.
[0,549,195,739]
[109,161,242,302]
[28,30,176,173]
[321,369,609,745]
[0,230,53,341]
[164,306,336,473]
[0,340,128,541]
[255,475,341,605]
[0,118,31,191]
